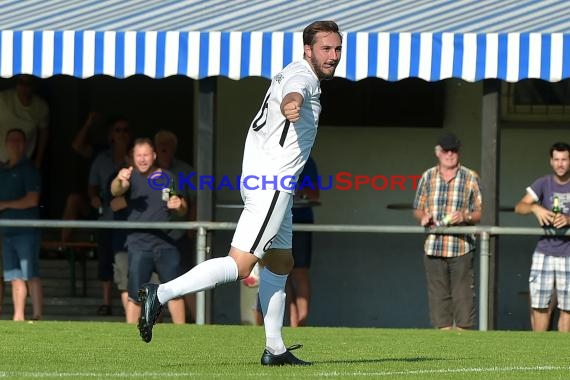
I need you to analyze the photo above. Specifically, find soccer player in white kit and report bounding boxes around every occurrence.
[137,20,342,366]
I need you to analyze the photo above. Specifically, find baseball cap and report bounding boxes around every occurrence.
[437,132,461,151]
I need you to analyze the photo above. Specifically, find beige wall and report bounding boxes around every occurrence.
[214,77,567,228]
[214,78,485,226]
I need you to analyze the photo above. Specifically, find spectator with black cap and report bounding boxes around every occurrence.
[412,132,483,330]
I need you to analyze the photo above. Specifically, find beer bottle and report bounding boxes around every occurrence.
[435,213,452,227]
[169,175,178,198]
[161,187,170,202]
[552,195,561,214]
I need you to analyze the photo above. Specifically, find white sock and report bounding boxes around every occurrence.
[157,256,238,304]
[259,267,288,355]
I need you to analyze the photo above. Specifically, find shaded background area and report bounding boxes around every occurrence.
[0,75,196,221]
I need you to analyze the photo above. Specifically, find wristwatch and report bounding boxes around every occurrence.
[465,212,472,223]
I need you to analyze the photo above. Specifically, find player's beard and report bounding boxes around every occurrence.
[310,56,336,80]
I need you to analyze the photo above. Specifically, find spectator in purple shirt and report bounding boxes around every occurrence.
[515,142,570,332]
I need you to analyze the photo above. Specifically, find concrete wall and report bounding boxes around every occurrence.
[210,76,565,330]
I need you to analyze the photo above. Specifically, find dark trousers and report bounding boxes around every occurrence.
[423,251,475,328]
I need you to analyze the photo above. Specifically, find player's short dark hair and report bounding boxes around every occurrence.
[550,142,570,158]
[133,137,155,151]
[303,21,342,47]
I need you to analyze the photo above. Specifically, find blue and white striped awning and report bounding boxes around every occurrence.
[0,0,569,82]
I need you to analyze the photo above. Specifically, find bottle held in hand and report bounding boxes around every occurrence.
[169,176,178,198]
[435,213,452,227]
[162,188,170,202]
[552,196,561,214]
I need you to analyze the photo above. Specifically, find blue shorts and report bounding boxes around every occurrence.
[127,247,181,301]
[2,231,41,281]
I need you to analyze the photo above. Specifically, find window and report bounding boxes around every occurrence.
[500,79,570,124]
[319,77,445,128]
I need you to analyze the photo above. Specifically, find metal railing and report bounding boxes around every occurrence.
[1,219,566,330]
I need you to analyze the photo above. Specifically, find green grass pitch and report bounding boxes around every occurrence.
[1,321,569,379]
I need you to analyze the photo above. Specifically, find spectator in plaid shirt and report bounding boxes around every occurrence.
[413,132,482,330]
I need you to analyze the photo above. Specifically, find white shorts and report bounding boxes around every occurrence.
[231,188,293,259]
[529,251,570,311]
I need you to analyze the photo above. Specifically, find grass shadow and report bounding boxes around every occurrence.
[314,356,448,365]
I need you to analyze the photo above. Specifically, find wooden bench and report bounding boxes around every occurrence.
[41,241,98,297]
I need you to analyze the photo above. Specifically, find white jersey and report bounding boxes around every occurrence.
[242,59,321,193]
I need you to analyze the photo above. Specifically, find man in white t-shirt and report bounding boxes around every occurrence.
[0,75,49,168]
[137,21,342,365]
